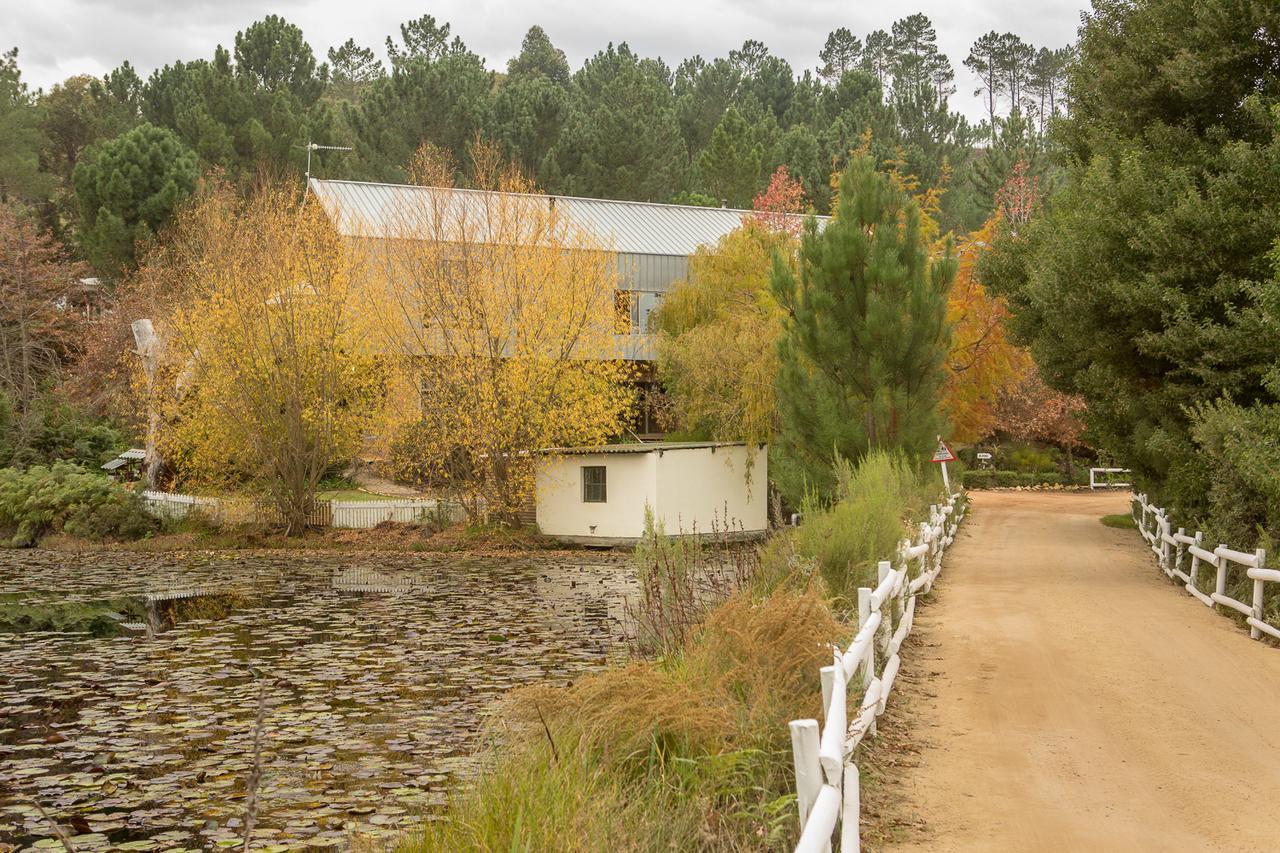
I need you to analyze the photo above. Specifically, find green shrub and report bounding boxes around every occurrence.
[1186,398,1280,548]
[1,392,126,469]
[0,463,157,547]
[962,469,1065,489]
[790,451,938,602]
[1005,443,1058,473]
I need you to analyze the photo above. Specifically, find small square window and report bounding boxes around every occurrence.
[582,465,607,503]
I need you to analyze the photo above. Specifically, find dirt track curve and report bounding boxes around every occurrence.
[881,490,1280,852]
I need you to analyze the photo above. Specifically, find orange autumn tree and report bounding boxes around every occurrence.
[942,217,1029,442]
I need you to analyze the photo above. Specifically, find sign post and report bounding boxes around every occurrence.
[931,436,957,494]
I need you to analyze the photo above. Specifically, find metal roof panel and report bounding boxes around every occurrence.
[309,179,823,257]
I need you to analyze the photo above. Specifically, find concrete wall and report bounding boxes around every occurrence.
[535,452,656,541]
[653,444,767,535]
[534,444,767,543]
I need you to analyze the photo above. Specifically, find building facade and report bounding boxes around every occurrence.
[533,442,768,545]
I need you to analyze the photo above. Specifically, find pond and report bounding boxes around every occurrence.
[0,549,636,851]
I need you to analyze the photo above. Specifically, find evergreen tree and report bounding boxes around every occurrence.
[72,122,198,278]
[994,33,1036,114]
[0,48,53,204]
[819,28,863,84]
[385,15,456,69]
[970,107,1047,210]
[345,46,490,181]
[890,14,946,97]
[965,31,1005,139]
[981,0,1280,537]
[506,26,570,85]
[674,55,740,155]
[488,74,570,186]
[234,15,323,102]
[141,21,333,181]
[770,155,955,499]
[326,39,384,101]
[696,106,763,207]
[554,44,686,201]
[861,30,894,88]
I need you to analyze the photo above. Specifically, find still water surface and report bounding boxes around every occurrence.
[0,549,634,851]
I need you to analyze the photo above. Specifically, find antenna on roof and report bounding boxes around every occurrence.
[295,138,353,181]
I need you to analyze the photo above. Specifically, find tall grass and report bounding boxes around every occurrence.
[780,451,939,603]
[400,450,939,852]
[629,506,757,659]
[401,588,845,852]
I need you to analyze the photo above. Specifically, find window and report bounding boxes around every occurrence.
[582,465,607,503]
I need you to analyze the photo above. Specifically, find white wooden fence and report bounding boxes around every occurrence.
[142,491,464,529]
[789,491,967,853]
[1131,493,1276,642]
[1089,467,1132,490]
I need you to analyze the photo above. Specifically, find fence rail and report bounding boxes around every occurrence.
[789,491,967,852]
[1131,493,1275,642]
[1089,467,1132,490]
[142,491,464,529]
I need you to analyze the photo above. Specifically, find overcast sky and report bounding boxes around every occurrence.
[6,0,1088,123]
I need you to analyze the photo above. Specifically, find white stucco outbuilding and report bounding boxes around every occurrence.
[533,442,768,545]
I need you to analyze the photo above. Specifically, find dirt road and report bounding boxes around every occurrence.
[880,490,1280,852]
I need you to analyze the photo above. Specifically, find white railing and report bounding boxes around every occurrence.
[143,490,228,521]
[1132,493,1275,642]
[789,492,967,852]
[142,491,464,529]
[1089,467,1131,490]
[330,499,460,529]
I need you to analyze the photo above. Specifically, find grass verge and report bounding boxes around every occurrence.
[1100,514,1136,529]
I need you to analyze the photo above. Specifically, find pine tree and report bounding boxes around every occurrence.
[819,29,863,84]
[770,154,956,499]
[965,32,1005,140]
[507,26,571,85]
[696,106,763,207]
[0,48,54,204]
[326,39,384,101]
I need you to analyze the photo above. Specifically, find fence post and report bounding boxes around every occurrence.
[1189,531,1203,595]
[820,665,835,720]
[877,560,892,658]
[789,719,822,830]
[1175,527,1186,577]
[857,586,875,737]
[1251,549,1267,641]
[840,763,861,853]
[1215,544,1229,610]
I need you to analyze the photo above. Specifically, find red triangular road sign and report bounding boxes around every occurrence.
[931,440,956,463]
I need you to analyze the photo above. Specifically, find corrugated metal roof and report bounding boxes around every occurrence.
[535,441,749,456]
[309,179,821,257]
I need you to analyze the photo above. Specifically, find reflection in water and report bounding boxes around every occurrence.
[0,550,634,849]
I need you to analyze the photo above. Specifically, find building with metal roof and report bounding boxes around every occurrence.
[308,178,823,364]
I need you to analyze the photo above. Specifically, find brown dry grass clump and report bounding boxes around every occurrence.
[406,586,846,852]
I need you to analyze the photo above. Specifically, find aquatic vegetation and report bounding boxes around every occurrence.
[0,550,633,849]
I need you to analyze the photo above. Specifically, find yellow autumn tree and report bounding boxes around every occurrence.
[654,221,795,444]
[942,217,1031,442]
[367,141,634,521]
[142,180,382,533]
